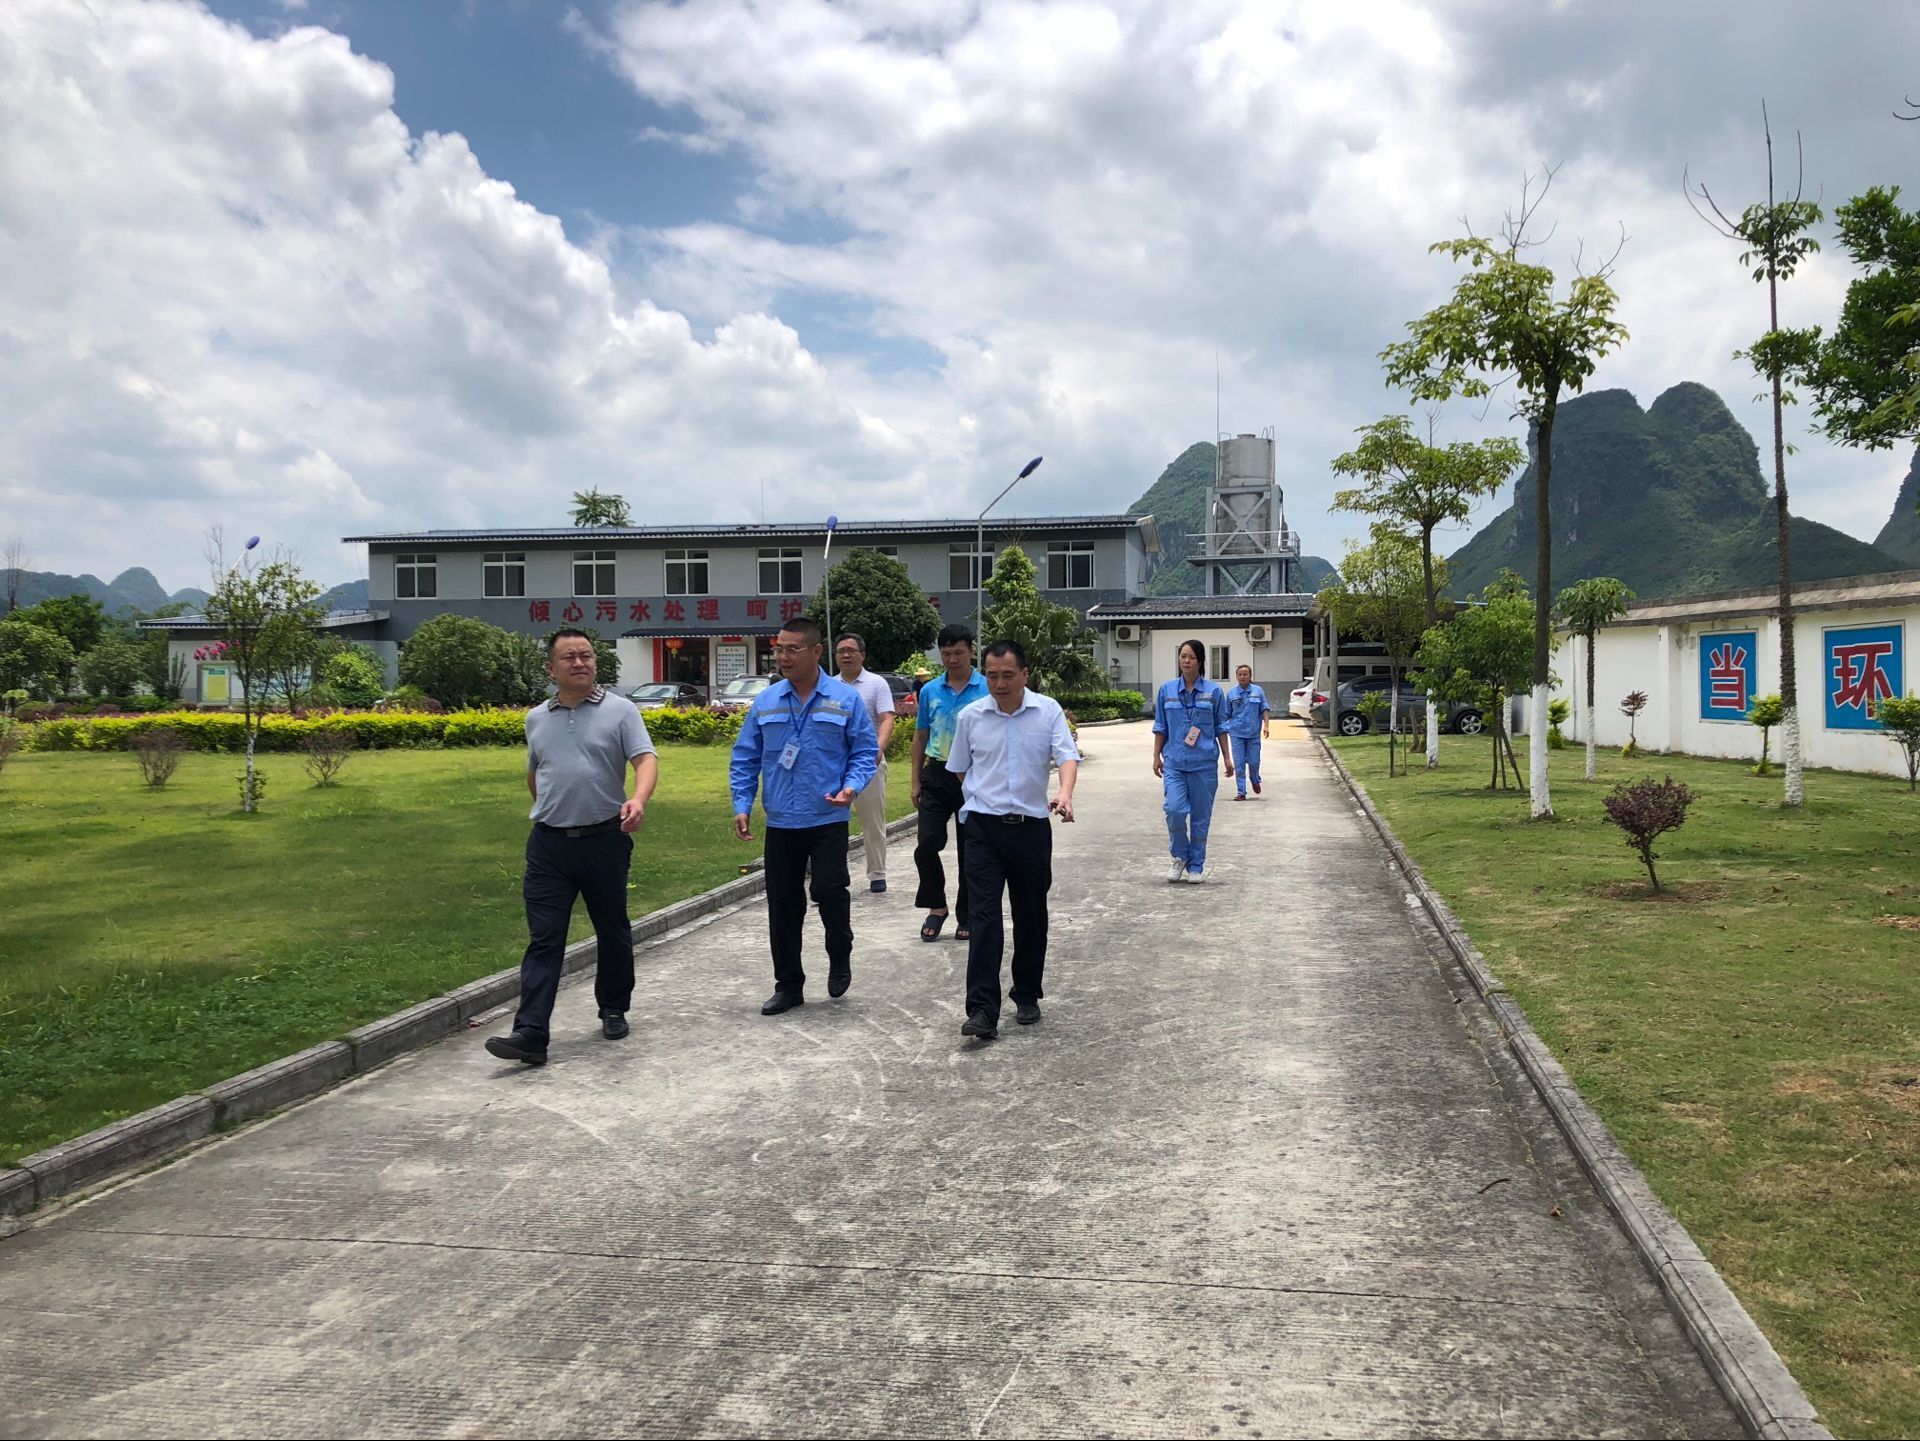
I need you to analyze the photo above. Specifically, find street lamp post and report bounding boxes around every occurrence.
[976,457,1043,640]
[822,515,839,652]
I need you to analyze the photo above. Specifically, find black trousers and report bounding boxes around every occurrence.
[515,824,634,1041]
[961,814,1053,1021]
[764,822,852,995]
[914,759,969,926]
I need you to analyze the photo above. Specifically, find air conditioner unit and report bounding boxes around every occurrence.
[1246,624,1273,644]
[1113,623,1144,645]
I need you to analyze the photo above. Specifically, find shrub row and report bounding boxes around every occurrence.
[16,705,921,758]
[20,709,526,753]
[1052,689,1146,722]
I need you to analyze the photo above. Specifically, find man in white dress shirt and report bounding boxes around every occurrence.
[834,633,897,893]
[944,639,1080,1040]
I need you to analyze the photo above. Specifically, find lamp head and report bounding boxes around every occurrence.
[1018,456,1043,479]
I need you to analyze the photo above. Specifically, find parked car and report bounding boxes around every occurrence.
[878,671,918,717]
[714,674,776,713]
[625,681,707,711]
[1286,677,1316,721]
[1309,676,1484,737]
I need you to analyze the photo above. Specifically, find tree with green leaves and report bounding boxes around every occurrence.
[808,548,940,670]
[203,540,323,811]
[263,567,329,711]
[0,619,75,700]
[1382,172,1628,819]
[1318,526,1432,775]
[78,639,147,698]
[1412,589,1537,792]
[1686,107,1822,809]
[13,594,108,658]
[1877,693,1920,790]
[1798,186,1920,449]
[1331,414,1523,767]
[1747,693,1784,775]
[400,614,513,709]
[1554,576,1636,781]
[570,488,632,527]
[320,643,387,708]
[980,545,1101,692]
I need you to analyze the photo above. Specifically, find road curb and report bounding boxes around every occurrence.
[5,812,918,1220]
[1316,736,1829,1441]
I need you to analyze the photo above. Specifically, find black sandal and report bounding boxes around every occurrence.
[920,913,947,942]
[954,925,971,941]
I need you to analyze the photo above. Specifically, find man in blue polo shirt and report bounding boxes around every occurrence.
[910,624,989,943]
[1224,663,1272,800]
[730,616,881,1015]
[1151,638,1232,883]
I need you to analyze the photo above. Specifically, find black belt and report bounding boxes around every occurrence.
[536,816,621,837]
[971,812,1039,824]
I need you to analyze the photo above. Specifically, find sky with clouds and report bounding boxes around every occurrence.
[3,0,1917,592]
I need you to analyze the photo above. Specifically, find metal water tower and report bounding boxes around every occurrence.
[1189,429,1300,594]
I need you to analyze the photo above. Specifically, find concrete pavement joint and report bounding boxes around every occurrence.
[47,1223,1622,1315]
[1316,732,1830,1441]
[4,813,917,1221]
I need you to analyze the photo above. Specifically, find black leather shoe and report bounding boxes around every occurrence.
[1014,1002,1041,1026]
[828,965,851,998]
[761,990,805,1015]
[961,1010,998,1040]
[485,1031,548,1066]
[601,1012,629,1040]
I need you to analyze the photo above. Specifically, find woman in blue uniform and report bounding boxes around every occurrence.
[1150,639,1232,883]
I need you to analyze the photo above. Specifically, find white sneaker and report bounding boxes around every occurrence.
[1186,869,1207,884]
[1167,859,1187,883]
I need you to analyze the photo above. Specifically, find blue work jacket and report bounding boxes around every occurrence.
[730,670,881,830]
[1153,677,1231,771]
[1224,683,1271,739]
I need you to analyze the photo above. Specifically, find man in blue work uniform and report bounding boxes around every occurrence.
[1224,663,1272,801]
[911,624,990,943]
[730,616,881,1014]
[1151,638,1232,883]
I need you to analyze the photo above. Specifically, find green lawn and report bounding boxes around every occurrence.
[0,746,912,1167]
[1331,736,1920,1440]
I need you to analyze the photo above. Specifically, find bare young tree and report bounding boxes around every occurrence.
[1686,104,1824,809]
[2,535,31,615]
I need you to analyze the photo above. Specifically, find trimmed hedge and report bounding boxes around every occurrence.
[1052,689,1146,722]
[20,709,522,753]
[17,704,921,757]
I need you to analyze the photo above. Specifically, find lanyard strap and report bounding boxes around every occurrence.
[786,688,822,747]
[1176,683,1207,729]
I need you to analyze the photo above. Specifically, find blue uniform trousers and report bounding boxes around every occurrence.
[1230,735,1262,795]
[1163,766,1220,873]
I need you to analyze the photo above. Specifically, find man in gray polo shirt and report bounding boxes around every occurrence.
[486,628,658,1067]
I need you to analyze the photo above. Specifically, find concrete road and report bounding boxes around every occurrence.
[0,723,1739,1439]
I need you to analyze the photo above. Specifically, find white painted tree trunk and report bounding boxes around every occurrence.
[1783,702,1804,808]
[1529,682,1553,819]
[1425,694,1439,769]
[243,726,258,813]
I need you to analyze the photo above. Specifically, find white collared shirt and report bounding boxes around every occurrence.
[946,688,1079,821]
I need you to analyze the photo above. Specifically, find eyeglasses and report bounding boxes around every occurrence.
[772,643,816,657]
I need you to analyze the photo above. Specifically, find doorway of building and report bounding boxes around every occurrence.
[666,641,711,699]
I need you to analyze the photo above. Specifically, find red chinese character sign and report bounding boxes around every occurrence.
[528,601,550,623]
[1697,631,1756,721]
[1824,624,1903,731]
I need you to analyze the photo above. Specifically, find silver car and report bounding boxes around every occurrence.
[1311,677,1485,737]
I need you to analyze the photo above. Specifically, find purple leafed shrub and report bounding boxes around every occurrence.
[1601,774,1697,892]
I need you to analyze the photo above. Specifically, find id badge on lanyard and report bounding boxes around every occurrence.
[780,691,816,771]
[779,740,801,770]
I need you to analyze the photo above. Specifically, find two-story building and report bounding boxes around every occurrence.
[165,515,1148,701]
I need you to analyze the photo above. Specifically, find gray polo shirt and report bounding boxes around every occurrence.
[525,687,655,827]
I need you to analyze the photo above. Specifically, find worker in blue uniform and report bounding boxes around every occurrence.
[1150,639,1232,883]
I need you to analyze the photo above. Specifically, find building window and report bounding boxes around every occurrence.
[759,548,803,595]
[860,545,899,558]
[394,553,437,600]
[482,551,525,598]
[949,544,995,591]
[1210,646,1232,683]
[1047,540,1095,590]
[573,550,616,597]
[666,549,710,596]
